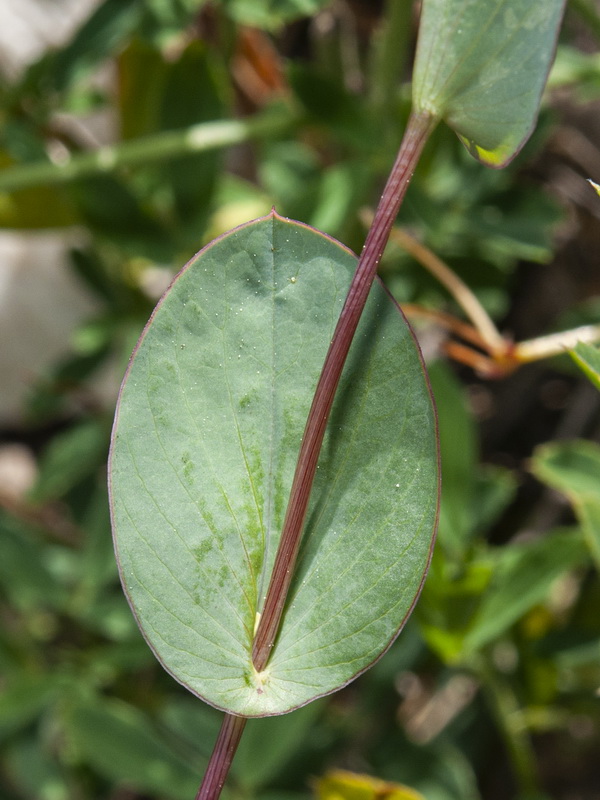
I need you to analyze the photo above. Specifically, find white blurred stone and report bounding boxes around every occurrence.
[0,0,102,79]
[0,0,116,424]
[0,443,37,499]
[0,232,98,423]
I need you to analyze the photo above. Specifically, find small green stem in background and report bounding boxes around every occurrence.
[196,713,247,800]
[0,109,294,193]
[252,110,437,673]
[369,0,413,117]
[478,657,540,798]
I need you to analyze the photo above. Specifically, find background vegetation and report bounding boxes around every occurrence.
[1,1,600,799]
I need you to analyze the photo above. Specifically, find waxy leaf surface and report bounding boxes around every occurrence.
[109,213,438,716]
[412,0,565,166]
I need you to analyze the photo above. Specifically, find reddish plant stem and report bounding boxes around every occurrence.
[252,110,436,672]
[195,713,247,800]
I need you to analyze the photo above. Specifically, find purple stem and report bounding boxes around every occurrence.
[252,110,436,672]
[196,109,436,800]
[195,713,247,800]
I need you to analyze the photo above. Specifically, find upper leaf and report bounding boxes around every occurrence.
[109,212,438,716]
[412,0,565,167]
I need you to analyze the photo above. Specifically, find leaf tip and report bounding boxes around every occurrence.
[457,134,513,169]
[587,178,600,197]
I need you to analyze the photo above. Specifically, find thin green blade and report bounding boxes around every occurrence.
[109,212,439,716]
[570,341,600,391]
[412,0,565,167]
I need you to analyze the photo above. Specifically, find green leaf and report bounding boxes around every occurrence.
[464,528,588,652]
[30,419,108,503]
[233,699,323,789]
[0,514,65,612]
[570,341,600,390]
[531,439,600,569]
[69,175,170,258]
[50,0,142,94]
[0,674,60,742]
[158,42,224,235]
[67,698,200,799]
[109,212,439,716]
[221,0,333,27]
[412,0,565,166]
[118,40,224,239]
[3,737,69,800]
[427,361,477,558]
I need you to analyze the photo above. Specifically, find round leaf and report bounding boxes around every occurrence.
[109,212,439,716]
[412,0,565,167]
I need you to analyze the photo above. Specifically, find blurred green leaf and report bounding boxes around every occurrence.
[0,674,61,742]
[69,175,171,258]
[413,0,565,166]
[118,39,224,239]
[428,361,477,558]
[77,485,118,594]
[77,593,140,641]
[531,439,600,569]
[472,464,518,534]
[288,64,371,149]
[158,696,223,760]
[464,528,588,652]
[259,141,322,222]
[0,514,66,612]
[67,698,201,799]
[222,0,334,27]
[118,39,170,141]
[570,342,600,391]
[49,0,142,95]
[3,737,69,800]
[30,419,108,503]
[419,551,493,664]
[234,700,324,790]
[159,42,224,236]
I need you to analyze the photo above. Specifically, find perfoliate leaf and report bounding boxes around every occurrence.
[109,212,439,716]
[412,0,565,167]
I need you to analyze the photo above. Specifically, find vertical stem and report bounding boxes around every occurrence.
[0,111,294,193]
[196,713,247,800]
[369,0,413,117]
[478,658,540,798]
[252,110,436,672]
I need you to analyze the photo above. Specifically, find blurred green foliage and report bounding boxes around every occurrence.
[1,1,599,799]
